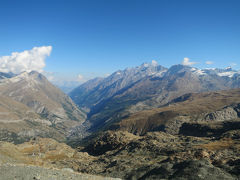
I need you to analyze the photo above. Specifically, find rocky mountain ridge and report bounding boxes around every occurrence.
[70,61,167,110]
[70,62,240,134]
[109,88,240,135]
[0,71,86,143]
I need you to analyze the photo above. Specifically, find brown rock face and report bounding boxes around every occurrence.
[0,71,86,143]
[110,89,240,135]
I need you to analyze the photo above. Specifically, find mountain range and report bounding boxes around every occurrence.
[1,62,239,142]
[1,62,240,179]
[70,61,240,133]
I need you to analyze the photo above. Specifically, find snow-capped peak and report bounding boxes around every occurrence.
[151,60,158,66]
[0,71,43,84]
[140,60,158,68]
[189,66,240,78]
[225,66,232,70]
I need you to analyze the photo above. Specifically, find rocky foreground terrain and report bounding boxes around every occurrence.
[76,126,240,180]
[0,121,240,179]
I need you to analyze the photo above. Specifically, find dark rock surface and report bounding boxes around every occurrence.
[179,120,240,137]
[0,127,240,180]
[75,129,240,180]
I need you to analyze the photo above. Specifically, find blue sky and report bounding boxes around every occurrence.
[0,0,240,84]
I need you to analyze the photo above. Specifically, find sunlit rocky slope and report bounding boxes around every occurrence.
[0,71,86,143]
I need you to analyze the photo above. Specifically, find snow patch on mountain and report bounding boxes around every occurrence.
[152,69,168,77]
[191,68,206,76]
[217,71,238,78]
[0,72,42,88]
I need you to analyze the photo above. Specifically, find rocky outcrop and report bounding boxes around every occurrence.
[179,120,240,137]
[82,131,140,155]
[204,104,240,121]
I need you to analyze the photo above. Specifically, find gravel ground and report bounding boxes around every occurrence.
[0,164,121,180]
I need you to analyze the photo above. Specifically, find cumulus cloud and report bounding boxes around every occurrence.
[0,46,52,74]
[182,57,197,66]
[205,61,214,65]
[151,60,158,66]
[77,74,85,82]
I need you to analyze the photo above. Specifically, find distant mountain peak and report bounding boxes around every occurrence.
[140,60,158,68]
[69,62,240,134]
[165,64,191,75]
[151,60,158,66]
[0,71,47,85]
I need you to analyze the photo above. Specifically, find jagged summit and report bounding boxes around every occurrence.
[139,60,158,68]
[0,70,47,85]
[69,62,168,109]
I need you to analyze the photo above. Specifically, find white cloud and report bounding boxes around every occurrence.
[182,57,197,66]
[205,61,214,65]
[151,60,158,66]
[77,74,85,82]
[0,46,52,74]
[104,73,110,77]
